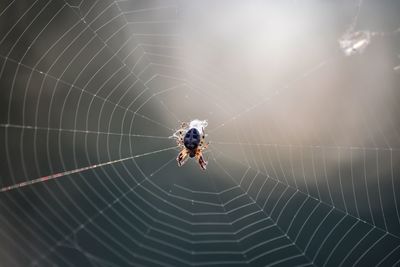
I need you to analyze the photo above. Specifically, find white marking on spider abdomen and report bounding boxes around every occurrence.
[188,119,208,135]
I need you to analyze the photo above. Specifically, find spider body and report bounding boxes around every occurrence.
[184,128,201,157]
[172,120,209,170]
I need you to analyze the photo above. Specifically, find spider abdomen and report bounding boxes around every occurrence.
[184,128,200,151]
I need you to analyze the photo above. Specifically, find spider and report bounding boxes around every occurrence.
[172,120,209,170]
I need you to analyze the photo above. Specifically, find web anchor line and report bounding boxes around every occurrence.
[0,157,133,192]
[1,146,177,192]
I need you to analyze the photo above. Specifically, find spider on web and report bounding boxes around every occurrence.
[171,120,209,170]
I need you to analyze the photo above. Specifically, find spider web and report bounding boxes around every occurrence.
[1,0,400,266]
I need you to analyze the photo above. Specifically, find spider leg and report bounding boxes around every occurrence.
[200,141,209,151]
[202,127,206,139]
[197,127,208,151]
[195,150,207,170]
[176,135,185,147]
[177,149,189,167]
[199,138,208,152]
[180,122,189,129]
[174,128,186,147]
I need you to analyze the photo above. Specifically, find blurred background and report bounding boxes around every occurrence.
[1,0,400,266]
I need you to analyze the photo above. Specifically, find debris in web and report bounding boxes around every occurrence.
[339,26,400,57]
[339,31,371,56]
[394,55,400,73]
